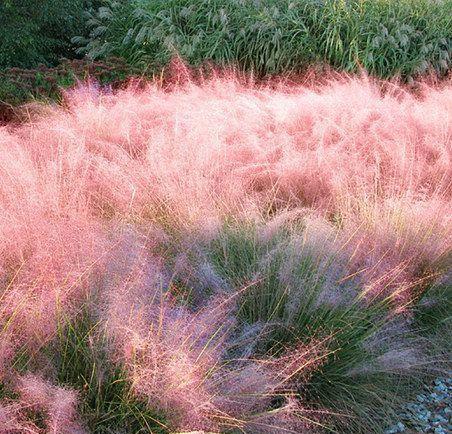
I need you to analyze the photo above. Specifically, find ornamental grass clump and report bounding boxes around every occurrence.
[76,0,452,80]
[0,68,450,432]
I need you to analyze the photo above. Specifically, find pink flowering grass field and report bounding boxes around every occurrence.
[0,67,450,433]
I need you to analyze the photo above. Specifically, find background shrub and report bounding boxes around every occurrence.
[75,0,452,79]
[0,0,102,69]
[0,57,141,123]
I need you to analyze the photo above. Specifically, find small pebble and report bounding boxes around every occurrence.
[386,377,452,433]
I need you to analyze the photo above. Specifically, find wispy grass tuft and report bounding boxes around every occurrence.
[206,217,441,433]
[51,308,169,433]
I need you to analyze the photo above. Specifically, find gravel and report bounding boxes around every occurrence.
[385,377,452,434]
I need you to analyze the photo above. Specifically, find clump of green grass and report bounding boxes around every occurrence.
[205,218,444,433]
[0,306,169,433]
[413,278,452,360]
[75,0,451,80]
[50,308,169,433]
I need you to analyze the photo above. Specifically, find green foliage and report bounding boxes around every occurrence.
[207,219,438,433]
[413,279,452,361]
[415,281,452,333]
[51,308,169,433]
[0,0,102,69]
[0,58,141,123]
[76,0,452,79]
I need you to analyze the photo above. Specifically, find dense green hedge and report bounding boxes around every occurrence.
[75,0,452,79]
[0,0,102,69]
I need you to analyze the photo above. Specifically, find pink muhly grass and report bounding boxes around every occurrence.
[1,74,449,270]
[340,196,451,305]
[102,258,233,430]
[99,230,332,432]
[0,218,108,371]
[0,125,111,367]
[16,374,84,434]
[0,401,37,434]
[5,73,449,225]
[0,68,450,431]
[349,315,440,378]
[0,375,84,434]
